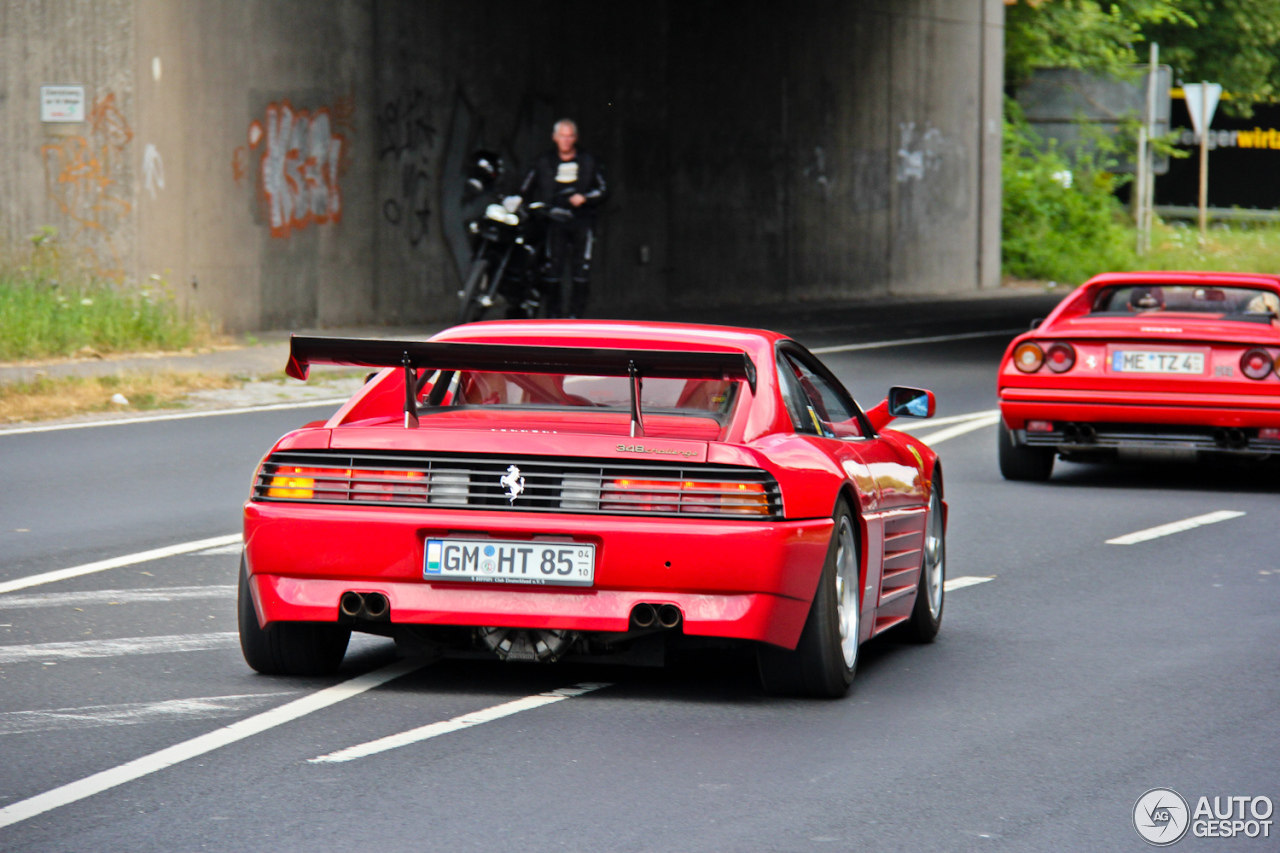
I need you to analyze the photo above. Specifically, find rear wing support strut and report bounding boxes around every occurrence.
[402,352,418,429]
[628,360,644,438]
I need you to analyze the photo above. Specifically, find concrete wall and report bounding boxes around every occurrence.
[0,0,1003,331]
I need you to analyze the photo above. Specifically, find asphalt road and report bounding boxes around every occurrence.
[1,296,1276,852]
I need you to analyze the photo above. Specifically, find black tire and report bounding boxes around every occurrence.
[998,420,1055,481]
[902,479,945,643]
[238,555,350,676]
[457,258,490,324]
[758,499,859,698]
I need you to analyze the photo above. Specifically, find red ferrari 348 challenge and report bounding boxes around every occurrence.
[998,271,1280,480]
[239,322,945,697]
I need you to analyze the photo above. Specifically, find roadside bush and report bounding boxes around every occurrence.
[1001,104,1138,284]
[0,230,209,361]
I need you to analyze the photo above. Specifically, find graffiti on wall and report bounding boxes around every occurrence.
[40,92,134,280]
[378,88,437,247]
[894,121,969,228]
[143,143,165,199]
[234,96,353,238]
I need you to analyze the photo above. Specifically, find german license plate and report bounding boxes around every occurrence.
[424,538,595,586]
[1111,351,1205,374]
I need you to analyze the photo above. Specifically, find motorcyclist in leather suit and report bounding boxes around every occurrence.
[520,119,607,318]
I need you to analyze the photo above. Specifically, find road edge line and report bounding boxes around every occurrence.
[309,682,611,764]
[0,398,350,437]
[0,658,427,830]
[1105,510,1246,545]
[810,328,1025,354]
[0,534,242,596]
[919,412,1002,446]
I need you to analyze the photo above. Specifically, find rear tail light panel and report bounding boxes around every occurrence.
[1006,342,1280,382]
[1045,342,1076,373]
[1240,348,1275,380]
[1012,342,1045,373]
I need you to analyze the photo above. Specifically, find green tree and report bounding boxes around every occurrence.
[1005,0,1190,87]
[1006,0,1280,113]
[1146,0,1280,110]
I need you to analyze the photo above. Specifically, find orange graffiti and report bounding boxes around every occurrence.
[243,99,348,239]
[40,92,134,280]
[232,146,248,183]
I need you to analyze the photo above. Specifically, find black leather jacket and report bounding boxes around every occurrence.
[521,149,607,218]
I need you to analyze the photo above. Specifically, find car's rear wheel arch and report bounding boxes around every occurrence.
[833,484,867,616]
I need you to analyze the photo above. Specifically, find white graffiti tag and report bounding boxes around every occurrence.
[259,101,344,237]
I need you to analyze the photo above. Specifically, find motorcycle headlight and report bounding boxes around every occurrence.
[484,204,519,226]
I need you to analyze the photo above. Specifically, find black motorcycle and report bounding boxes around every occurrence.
[456,194,549,324]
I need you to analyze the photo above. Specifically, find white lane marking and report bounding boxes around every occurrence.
[0,632,238,665]
[310,682,611,764]
[0,534,241,595]
[0,398,348,437]
[0,692,295,736]
[918,412,1002,446]
[891,409,999,432]
[0,658,426,830]
[193,543,245,556]
[0,585,235,610]
[810,328,1025,354]
[944,576,995,592]
[1106,510,1246,545]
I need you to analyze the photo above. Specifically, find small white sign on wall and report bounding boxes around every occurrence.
[41,85,85,122]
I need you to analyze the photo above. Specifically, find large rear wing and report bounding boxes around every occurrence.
[285,335,758,434]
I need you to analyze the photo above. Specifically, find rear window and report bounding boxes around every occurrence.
[431,372,739,420]
[1092,285,1280,319]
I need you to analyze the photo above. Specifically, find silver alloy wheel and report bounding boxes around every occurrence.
[923,490,945,619]
[833,515,859,669]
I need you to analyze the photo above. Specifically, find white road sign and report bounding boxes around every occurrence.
[1183,83,1221,138]
[40,85,85,122]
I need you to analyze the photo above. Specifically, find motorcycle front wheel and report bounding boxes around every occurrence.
[457,258,490,324]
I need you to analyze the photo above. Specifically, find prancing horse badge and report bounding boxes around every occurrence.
[500,465,526,504]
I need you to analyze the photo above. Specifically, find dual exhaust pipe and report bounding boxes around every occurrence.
[340,591,389,621]
[1061,423,1097,444]
[631,602,682,630]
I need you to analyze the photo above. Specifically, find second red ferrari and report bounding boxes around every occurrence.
[998,271,1280,480]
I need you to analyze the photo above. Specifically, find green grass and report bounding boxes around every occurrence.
[0,233,211,361]
[1140,221,1280,275]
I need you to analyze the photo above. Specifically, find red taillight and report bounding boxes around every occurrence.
[1013,342,1044,373]
[1241,349,1274,380]
[1045,342,1076,373]
[1026,420,1054,433]
[350,469,427,502]
[682,480,769,514]
[602,479,680,513]
[266,466,350,499]
[1260,427,1280,440]
[602,479,768,515]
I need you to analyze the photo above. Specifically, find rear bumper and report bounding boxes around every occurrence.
[243,502,832,649]
[999,387,1280,429]
[999,387,1280,455]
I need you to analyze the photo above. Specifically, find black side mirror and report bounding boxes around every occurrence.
[1029,318,1044,330]
[887,386,935,419]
